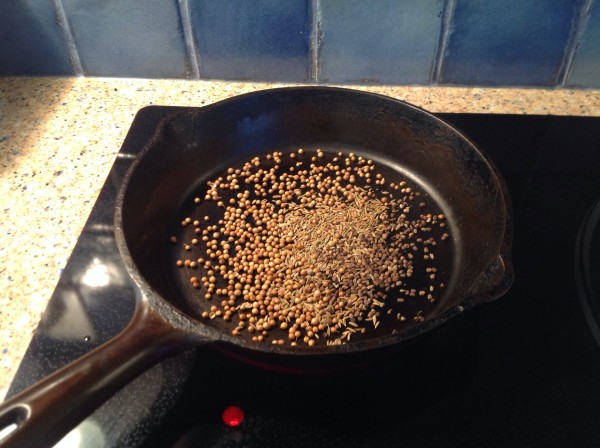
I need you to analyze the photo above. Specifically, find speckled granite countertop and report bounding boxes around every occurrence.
[1,76,599,400]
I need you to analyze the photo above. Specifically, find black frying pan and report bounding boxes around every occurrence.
[0,87,512,447]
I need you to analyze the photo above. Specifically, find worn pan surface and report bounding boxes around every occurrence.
[0,87,512,447]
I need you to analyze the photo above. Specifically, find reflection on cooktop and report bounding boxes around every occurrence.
[576,196,600,347]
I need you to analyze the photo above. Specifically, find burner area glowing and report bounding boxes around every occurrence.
[222,406,245,427]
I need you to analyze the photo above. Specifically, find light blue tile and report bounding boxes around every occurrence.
[190,0,310,81]
[0,0,73,76]
[441,0,577,86]
[567,2,600,88]
[62,0,189,78]
[319,0,444,84]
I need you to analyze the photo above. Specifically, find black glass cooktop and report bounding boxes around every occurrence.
[7,107,600,447]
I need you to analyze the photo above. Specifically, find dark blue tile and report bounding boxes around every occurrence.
[320,0,444,84]
[0,0,73,76]
[62,0,189,78]
[441,0,577,86]
[567,2,600,88]
[190,0,309,81]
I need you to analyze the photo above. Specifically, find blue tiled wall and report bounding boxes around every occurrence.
[190,0,310,81]
[0,0,73,76]
[1,0,598,88]
[319,0,444,84]
[441,0,577,86]
[568,0,600,87]
[61,0,190,78]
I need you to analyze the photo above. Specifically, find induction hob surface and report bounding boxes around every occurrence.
[7,107,600,447]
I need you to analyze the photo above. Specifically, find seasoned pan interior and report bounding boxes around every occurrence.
[166,146,457,345]
[118,88,507,352]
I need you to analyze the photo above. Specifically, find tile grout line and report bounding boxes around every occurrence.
[557,0,594,86]
[179,0,201,79]
[430,0,456,84]
[52,0,83,76]
[309,0,321,83]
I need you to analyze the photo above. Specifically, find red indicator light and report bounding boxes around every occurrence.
[222,405,245,427]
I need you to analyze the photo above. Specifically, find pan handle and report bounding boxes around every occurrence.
[0,305,202,448]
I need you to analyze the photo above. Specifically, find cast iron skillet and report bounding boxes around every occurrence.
[0,87,513,447]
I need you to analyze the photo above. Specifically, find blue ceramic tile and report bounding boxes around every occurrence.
[320,0,444,84]
[567,2,600,88]
[190,0,309,81]
[62,0,189,78]
[0,0,73,75]
[441,0,577,86]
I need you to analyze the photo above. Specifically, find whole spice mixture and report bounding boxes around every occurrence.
[171,149,450,347]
